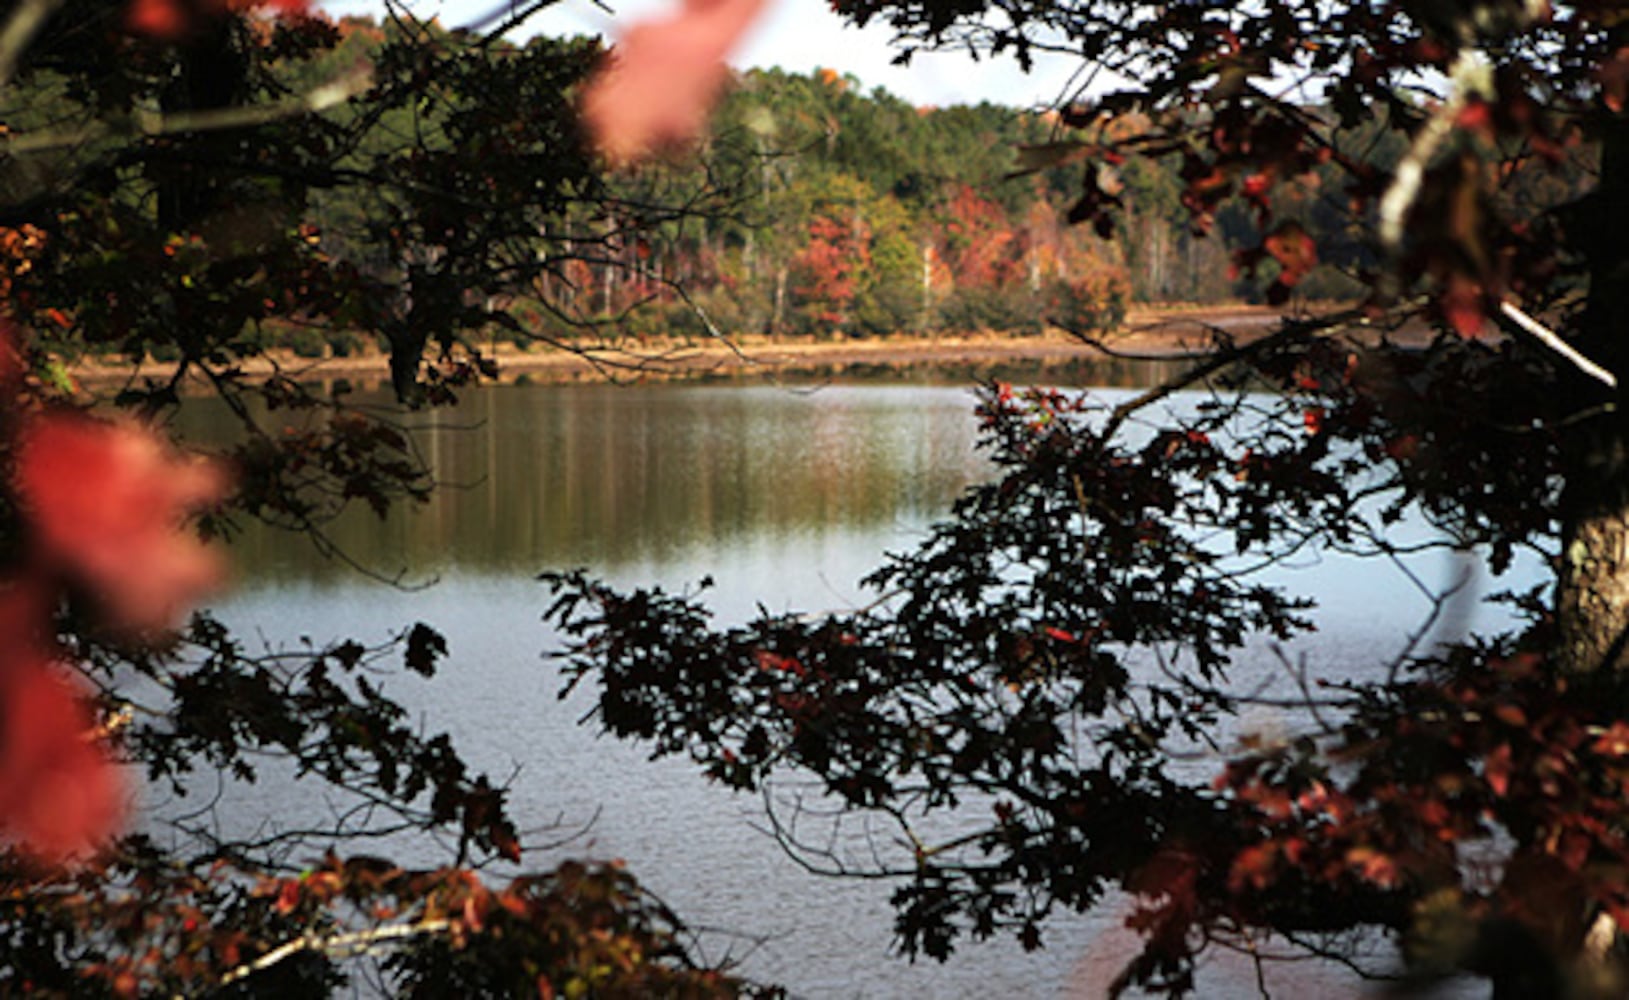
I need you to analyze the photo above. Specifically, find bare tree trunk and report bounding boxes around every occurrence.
[1559,488,1629,672]
[772,266,787,337]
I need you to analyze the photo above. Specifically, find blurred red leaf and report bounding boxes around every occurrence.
[1493,704,1528,728]
[580,0,768,162]
[1485,742,1513,797]
[1263,221,1317,287]
[492,826,522,863]
[1441,275,1488,338]
[0,638,124,860]
[1602,45,1629,113]
[14,415,227,633]
[1594,721,1629,757]
[1227,842,1276,892]
[1455,100,1494,138]
[127,0,189,36]
[274,878,300,915]
[127,0,308,39]
[1345,846,1400,889]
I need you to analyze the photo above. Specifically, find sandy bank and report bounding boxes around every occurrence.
[69,305,1345,391]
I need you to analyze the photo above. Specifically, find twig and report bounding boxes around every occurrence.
[2,65,374,156]
[1499,298,1617,389]
[1061,323,1223,362]
[218,918,453,987]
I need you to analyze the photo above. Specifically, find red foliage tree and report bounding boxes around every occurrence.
[790,213,872,331]
[938,184,1026,290]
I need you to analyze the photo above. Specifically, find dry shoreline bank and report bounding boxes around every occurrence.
[70,304,1347,390]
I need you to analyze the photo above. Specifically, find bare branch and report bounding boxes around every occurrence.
[2,65,374,156]
[0,0,62,91]
[1499,298,1617,389]
[218,917,453,988]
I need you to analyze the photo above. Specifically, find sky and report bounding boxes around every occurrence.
[319,0,1086,108]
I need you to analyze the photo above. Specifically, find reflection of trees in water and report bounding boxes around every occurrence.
[206,382,1027,583]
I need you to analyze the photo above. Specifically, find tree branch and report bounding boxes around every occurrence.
[1499,298,1617,389]
[217,917,453,988]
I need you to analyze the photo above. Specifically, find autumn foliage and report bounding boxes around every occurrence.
[550,1,1629,997]
[0,0,762,993]
[0,318,227,861]
[11,0,1629,994]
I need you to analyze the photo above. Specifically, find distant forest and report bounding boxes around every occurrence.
[114,16,1596,357]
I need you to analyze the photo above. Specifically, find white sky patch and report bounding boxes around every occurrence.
[321,0,1087,108]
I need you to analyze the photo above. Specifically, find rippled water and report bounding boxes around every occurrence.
[163,372,1513,997]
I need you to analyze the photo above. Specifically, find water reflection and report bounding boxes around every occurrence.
[183,358,1186,587]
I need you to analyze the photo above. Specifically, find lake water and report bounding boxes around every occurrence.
[165,369,1512,998]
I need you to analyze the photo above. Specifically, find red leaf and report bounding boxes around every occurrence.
[1228,843,1276,893]
[1441,276,1488,338]
[580,0,768,162]
[1455,100,1494,137]
[14,415,226,633]
[1345,846,1400,889]
[126,0,189,37]
[1594,721,1629,758]
[1485,743,1513,798]
[1384,434,1420,461]
[0,643,125,861]
[127,0,309,39]
[1494,704,1528,728]
[1263,221,1317,287]
[463,894,486,933]
[1602,45,1629,114]
[274,879,300,915]
[492,826,522,863]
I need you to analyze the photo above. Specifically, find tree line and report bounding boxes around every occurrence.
[279,17,1594,359]
[74,12,1598,363]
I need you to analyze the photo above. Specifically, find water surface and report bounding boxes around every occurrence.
[172,374,1511,997]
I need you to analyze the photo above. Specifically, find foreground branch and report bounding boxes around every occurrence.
[218,917,453,988]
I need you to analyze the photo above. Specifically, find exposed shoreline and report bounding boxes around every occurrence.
[69,304,1364,391]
